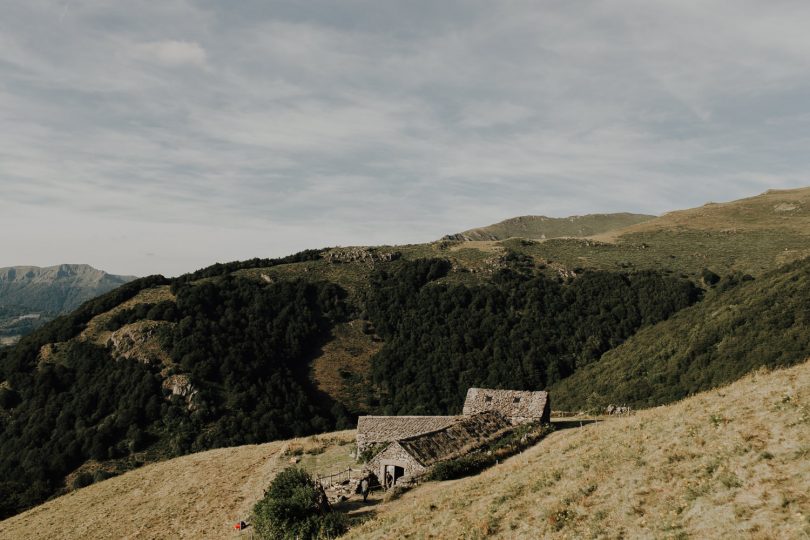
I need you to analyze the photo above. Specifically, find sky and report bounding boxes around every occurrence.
[2,1,809,277]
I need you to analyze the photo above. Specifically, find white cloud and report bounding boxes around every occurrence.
[0,1,809,276]
[133,40,207,67]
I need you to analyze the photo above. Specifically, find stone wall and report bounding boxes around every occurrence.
[463,388,550,424]
[366,441,426,483]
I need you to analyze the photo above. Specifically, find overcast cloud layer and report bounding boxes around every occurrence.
[2,1,809,276]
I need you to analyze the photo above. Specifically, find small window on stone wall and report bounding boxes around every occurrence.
[484,396,492,403]
[513,397,521,403]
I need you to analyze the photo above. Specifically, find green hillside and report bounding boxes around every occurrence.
[552,256,810,410]
[443,212,655,241]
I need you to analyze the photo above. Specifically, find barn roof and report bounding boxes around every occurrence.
[357,415,459,444]
[462,388,549,419]
[397,410,512,467]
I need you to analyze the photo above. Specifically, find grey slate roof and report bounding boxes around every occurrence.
[356,415,459,445]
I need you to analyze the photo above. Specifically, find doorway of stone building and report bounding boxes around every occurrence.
[384,465,405,488]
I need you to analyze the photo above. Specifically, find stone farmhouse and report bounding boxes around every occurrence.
[357,388,550,487]
[366,411,511,487]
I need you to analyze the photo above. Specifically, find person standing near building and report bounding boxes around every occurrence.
[384,470,393,490]
[360,476,370,502]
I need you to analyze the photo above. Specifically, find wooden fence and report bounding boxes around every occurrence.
[315,467,364,488]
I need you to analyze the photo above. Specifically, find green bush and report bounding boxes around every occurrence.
[71,472,93,490]
[358,443,386,463]
[253,467,347,540]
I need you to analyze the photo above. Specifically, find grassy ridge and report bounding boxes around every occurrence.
[445,212,655,241]
[3,187,809,523]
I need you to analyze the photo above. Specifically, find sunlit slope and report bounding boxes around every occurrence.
[444,213,655,241]
[552,256,810,410]
[500,187,810,280]
[603,186,810,238]
[347,361,810,539]
[0,431,354,540]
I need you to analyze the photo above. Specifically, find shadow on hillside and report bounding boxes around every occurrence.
[552,419,599,431]
[334,493,382,522]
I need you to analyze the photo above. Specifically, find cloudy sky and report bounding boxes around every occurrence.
[2,1,809,276]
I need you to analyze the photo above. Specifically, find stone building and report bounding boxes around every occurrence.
[356,415,458,455]
[366,411,511,486]
[462,388,550,424]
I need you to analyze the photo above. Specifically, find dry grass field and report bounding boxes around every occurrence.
[0,431,354,540]
[592,187,810,241]
[347,359,810,539]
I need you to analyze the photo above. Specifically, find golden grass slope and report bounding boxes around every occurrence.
[595,186,810,242]
[0,431,355,540]
[347,360,810,539]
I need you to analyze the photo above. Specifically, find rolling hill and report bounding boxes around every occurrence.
[2,358,807,539]
[0,430,356,540]
[442,212,655,241]
[495,187,810,282]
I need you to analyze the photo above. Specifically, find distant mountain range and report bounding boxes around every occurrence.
[0,264,136,345]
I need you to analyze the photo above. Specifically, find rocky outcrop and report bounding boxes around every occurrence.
[106,320,173,366]
[162,374,198,410]
[324,247,401,265]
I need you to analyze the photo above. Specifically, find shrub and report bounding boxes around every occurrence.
[71,472,93,490]
[701,268,720,286]
[358,443,386,464]
[253,467,347,540]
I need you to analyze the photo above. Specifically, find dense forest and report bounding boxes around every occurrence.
[364,259,701,414]
[0,266,349,518]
